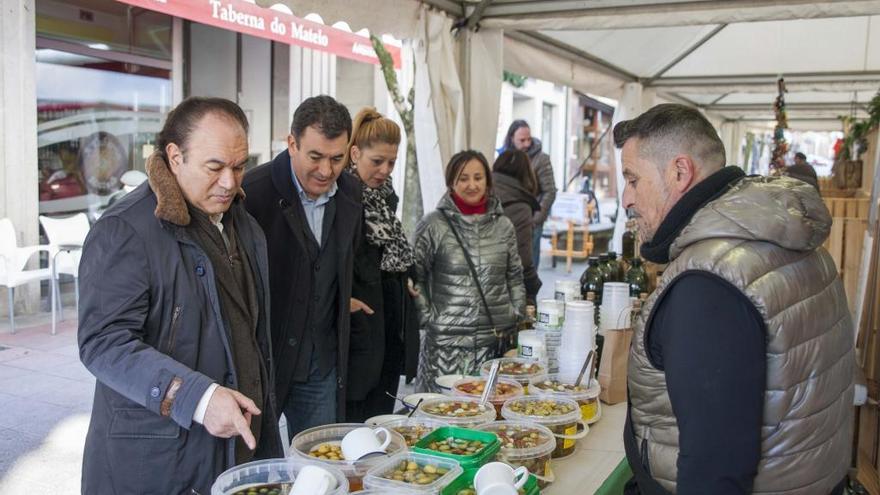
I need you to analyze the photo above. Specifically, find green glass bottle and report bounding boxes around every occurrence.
[580,256,604,305]
[604,251,623,282]
[625,257,649,297]
[622,219,637,264]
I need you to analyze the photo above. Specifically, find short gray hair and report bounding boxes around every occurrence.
[613,103,726,170]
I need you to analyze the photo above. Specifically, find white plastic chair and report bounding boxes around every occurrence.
[39,213,90,326]
[0,218,54,334]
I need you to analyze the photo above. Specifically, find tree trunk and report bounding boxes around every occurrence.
[371,35,423,238]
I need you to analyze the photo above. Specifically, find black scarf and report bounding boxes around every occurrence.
[640,167,746,264]
[350,171,415,273]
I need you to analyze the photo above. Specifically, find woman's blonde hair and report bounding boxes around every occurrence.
[345,107,401,167]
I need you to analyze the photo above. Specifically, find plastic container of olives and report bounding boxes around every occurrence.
[529,374,603,425]
[500,397,588,459]
[363,451,463,494]
[440,467,540,495]
[382,417,451,447]
[412,426,500,470]
[414,397,498,429]
[451,376,524,419]
[475,420,557,488]
[211,457,349,495]
[479,357,546,390]
[289,423,408,492]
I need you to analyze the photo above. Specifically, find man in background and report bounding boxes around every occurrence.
[502,120,557,268]
[785,151,820,192]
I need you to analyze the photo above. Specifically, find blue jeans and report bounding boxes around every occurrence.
[532,223,543,269]
[283,353,338,442]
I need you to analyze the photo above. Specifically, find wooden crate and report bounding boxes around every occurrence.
[824,197,870,219]
[859,405,880,493]
[822,196,871,314]
[823,217,869,314]
[820,177,858,198]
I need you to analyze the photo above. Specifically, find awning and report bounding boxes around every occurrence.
[117,0,402,67]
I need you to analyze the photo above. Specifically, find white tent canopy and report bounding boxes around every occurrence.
[260,0,880,238]
[423,0,880,126]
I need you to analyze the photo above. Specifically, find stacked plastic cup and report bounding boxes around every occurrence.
[537,299,565,373]
[558,300,597,379]
[599,282,632,333]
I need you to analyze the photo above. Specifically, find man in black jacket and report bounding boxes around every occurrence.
[243,95,361,439]
[78,97,281,494]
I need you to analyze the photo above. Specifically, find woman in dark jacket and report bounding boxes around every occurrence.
[493,150,542,304]
[345,108,420,422]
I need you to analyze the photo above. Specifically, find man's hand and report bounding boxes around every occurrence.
[407,278,420,298]
[350,297,374,314]
[202,386,261,449]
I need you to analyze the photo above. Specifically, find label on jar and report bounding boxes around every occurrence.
[563,424,577,449]
[580,401,598,421]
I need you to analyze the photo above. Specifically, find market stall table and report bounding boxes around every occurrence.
[545,402,630,495]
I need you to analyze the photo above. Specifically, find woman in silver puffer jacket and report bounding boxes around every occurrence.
[413,150,526,392]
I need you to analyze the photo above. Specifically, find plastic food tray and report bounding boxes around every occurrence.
[412,426,500,470]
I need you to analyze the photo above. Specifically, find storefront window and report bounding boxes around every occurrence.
[36,47,171,219]
[36,0,172,61]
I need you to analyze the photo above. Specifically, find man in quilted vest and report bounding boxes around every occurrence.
[617,104,854,495]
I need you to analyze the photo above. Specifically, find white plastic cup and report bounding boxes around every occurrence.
[474,462,529,495]
[340,427,392,461]
[602,282,630,307]
[290,465,338,495]
[561,300,596,357]
[599,303,632,331]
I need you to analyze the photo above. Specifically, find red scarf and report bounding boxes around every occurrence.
[452,192,488,215]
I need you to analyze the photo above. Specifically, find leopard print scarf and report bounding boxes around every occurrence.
[360,179,415,273]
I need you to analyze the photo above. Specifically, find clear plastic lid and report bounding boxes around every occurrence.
[382,417,451,447]
[479,357,546,384]
[363,451,463,494]
[413,397,497,427]
[528,374,600,402]
[450,376,524,404]
[500,397,582,427]
[211,457,349,495]
[289,423,408,476]
[474,420,556,461]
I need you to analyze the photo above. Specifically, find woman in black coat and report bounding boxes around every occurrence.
[493,150,542,304]
[345,108,420,422]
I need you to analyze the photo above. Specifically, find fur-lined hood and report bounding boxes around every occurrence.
[145,151,245,226]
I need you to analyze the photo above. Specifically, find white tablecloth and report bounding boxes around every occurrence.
[544,402,627,494]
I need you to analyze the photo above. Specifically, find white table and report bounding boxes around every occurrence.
[545,402,627,494]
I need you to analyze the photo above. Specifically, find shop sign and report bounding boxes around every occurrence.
[115,0,401,68]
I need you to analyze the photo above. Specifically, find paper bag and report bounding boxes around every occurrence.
[598,327,634,404]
